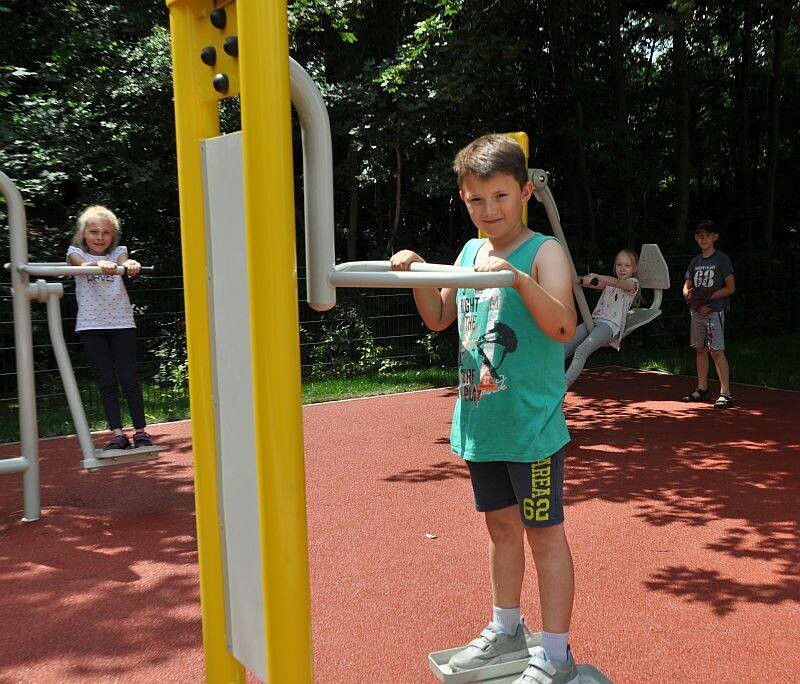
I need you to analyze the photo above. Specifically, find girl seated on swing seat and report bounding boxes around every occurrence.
[564,248,640,388]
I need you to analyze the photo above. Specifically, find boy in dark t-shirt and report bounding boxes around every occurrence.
[681,221,736,408]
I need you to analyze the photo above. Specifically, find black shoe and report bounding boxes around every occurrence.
[682,388,709,402]
[132,430,153,447]
[104,434,131,450]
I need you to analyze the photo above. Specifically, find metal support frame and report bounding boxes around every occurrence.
[2,169,41,521]
[529,169,595,332]
[1,170,165,522]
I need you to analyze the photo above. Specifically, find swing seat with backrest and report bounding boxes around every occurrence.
[620,243,671,339]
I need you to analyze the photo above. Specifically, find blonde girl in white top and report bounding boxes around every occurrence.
[66,205,153,450]
[563,248,640,388]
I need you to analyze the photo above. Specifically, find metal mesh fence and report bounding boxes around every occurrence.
[0,274,188,439]
[2,250,797,441]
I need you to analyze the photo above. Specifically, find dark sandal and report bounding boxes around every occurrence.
[682,388,709,403]
[104,434,131,450]
[714,394,735,409]
[133,430,153,447]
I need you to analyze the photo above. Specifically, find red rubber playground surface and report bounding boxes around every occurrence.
[1,368,798,683]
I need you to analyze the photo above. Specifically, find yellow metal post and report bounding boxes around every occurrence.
[237,3,314,683]
[503,131,530,227]
[166,0,244,681]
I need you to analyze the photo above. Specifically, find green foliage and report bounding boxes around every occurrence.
[149,313,189,394]
[152,340,189,396]
[302,303,399,379]
[0,0,177,268]
[416,330,455,366]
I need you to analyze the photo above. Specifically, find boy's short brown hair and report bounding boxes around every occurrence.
[453,134,528,188]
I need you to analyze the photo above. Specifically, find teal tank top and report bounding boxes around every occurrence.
[450,234,570,463]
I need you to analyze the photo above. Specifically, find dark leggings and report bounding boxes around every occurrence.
[80,328,146,430]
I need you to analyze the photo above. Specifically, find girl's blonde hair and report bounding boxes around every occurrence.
[72,205,121,251]
[616,248,642,307]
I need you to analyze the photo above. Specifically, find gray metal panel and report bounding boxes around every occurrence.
[201,132,266,682]
[637,243,671,290]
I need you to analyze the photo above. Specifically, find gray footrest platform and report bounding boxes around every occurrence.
[82,444,168,471]
[428,632,611,683]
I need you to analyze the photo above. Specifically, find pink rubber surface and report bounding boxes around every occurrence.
[1,368,798,682]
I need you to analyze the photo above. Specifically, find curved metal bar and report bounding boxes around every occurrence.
[530,169,594,332]
[44,285,97,463]
[289,58,336,312]
[0,169,40,521]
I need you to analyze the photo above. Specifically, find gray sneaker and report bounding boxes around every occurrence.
[448,622,529,671]
[511,646,580,684]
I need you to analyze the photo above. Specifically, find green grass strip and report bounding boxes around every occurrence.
[2,333,797,443]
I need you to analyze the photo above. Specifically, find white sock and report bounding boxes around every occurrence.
[541,630,569,663]
[491,605,521,635]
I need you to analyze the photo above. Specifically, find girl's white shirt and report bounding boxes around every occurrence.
[67,245,136,332]
[592,277,639,350]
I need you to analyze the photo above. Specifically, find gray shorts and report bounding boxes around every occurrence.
[465,449,565,527]
[690,310,726,350]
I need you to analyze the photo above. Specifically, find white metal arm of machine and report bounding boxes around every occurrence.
[289,58,514,312]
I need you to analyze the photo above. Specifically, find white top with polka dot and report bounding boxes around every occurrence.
[67,245,136,332]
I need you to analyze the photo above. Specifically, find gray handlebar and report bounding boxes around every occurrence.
[329,261,514,289]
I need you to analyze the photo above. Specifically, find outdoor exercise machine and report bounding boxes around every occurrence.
[1,170,166,522]
[168,2,618,682]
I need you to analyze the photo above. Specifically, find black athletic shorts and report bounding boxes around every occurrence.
[465,448,565,527]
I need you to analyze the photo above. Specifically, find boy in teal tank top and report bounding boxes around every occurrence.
[391,135,580,684]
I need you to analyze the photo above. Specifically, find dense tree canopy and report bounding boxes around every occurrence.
[1,0,798,270]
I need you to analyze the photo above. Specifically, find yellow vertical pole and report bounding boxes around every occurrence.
[238,3,314,683]
[504,131,530,227]
[166,1,245,681]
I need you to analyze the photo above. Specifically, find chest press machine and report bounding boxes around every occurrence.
[166,0,613,677]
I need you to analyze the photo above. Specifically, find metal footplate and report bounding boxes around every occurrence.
[428,631,612,684]
[82,444,168,471]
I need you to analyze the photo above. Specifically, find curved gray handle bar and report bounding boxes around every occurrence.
[329,261,514,289]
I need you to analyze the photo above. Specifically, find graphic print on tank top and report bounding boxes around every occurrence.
[458,287,518,404]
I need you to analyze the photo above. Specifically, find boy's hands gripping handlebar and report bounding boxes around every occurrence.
[475,255,521,289]
[390,250,520,289]
[389,250,426,271]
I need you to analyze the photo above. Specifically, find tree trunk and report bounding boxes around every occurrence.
[547,11,582,238]
[447,195,456,250]
[374,181,384,257]
[387,146,402,254]
[607,0,633,246]
[346,147,359,261]
[672,4,692,243]
[762,0,788,245]
[557,0,596,247]
[732,1,753,249]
